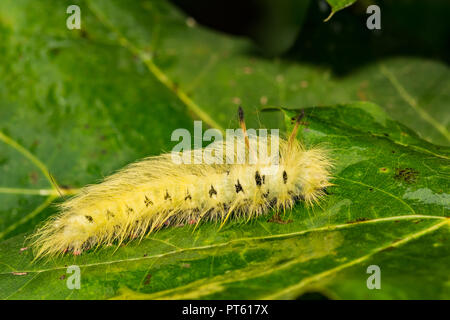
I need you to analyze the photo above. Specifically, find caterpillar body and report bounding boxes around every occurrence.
[31,109,332,259]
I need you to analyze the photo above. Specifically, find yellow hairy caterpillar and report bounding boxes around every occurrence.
[31,108,332,259]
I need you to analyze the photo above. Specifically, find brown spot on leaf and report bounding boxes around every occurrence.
[268,213,292,224]
[144,274,152,285]
[79,29,89,39]
[394,168,419,184]
[347,217,369,224]
[29,171,39,185]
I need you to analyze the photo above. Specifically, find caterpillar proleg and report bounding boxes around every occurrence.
[31,108,333,259]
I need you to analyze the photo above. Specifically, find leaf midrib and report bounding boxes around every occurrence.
[264,218,449,299]
[111,217,449,299]
[2,214,445,275]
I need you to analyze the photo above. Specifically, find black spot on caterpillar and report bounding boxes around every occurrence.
[144,196,153,207]
[283,171,288,184]
[30,108,333,259]
[209,185,217,198]
[255,171,262,186]
[235,180,244,194]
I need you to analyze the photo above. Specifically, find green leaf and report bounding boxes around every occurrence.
[0,0,449,299]
[324,0,358,21]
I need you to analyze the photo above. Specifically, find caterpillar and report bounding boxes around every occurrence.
[31,108,333,259]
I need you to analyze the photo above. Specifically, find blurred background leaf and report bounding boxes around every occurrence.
[171,0,311,56]
[169,0,450,146]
